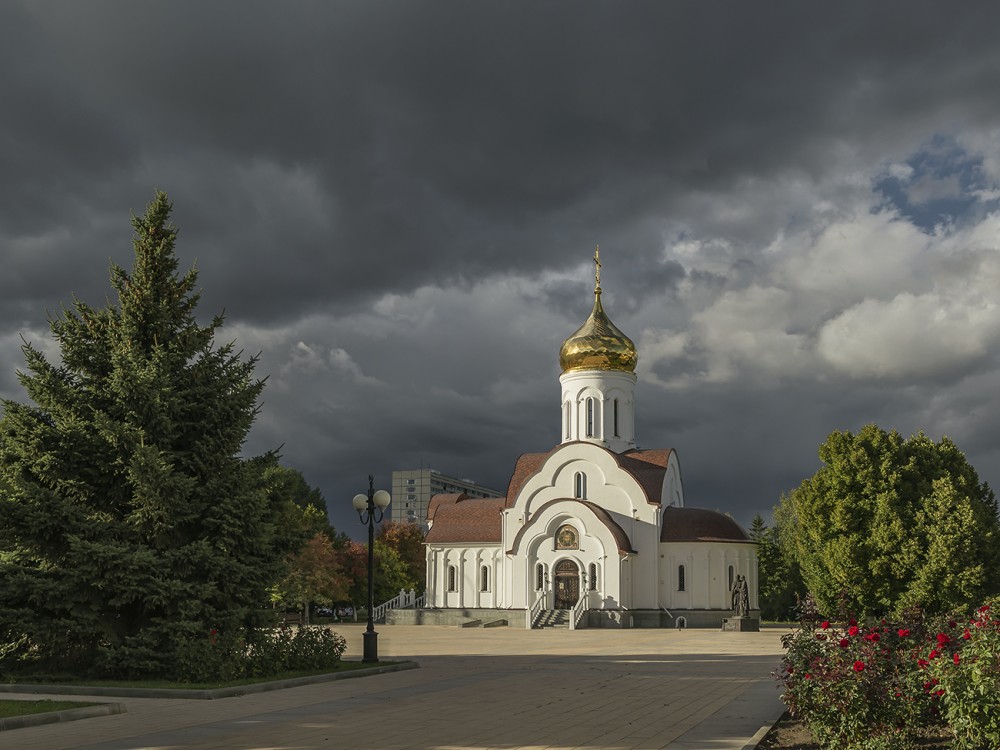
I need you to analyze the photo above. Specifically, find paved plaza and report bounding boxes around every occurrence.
[3,623,789,750]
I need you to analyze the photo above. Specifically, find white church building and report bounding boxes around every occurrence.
[415,253,758,629]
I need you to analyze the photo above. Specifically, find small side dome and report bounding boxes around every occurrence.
[661,507,751,543]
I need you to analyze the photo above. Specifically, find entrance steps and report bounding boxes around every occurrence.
[533,609,570,628]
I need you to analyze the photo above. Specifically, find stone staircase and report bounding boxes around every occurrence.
[533,609,570,628]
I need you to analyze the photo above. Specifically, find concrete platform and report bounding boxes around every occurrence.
[3,623,790,749]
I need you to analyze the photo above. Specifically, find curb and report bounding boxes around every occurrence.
[0,702,126,732]
[0,660,419,700]
[741,709,788,750]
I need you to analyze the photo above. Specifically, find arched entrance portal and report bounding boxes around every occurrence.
[553,559,580,609]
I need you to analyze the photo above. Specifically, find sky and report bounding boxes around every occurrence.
[3,2,1000,538]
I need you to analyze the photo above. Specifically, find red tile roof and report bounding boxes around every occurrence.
[425,494,507,544]
[503,444,676,507]
[617,449,675,504]
[504,451,550,506]
[660,506,754,543]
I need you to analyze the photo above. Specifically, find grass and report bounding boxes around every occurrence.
[0,699,100,718]
[8,660,387,690]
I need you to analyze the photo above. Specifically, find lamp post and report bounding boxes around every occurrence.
[352,475,391,663]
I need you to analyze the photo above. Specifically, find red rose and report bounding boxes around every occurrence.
[897,628,910,637]
[953,652,961,665]
[839,638,850,648]
[853,660,865,672]
[963,629,971,640]
[821,620,830,630]
[948,619,958,629]
[937,633,950,646]
[929,649,939,659]
[849,618,857,626]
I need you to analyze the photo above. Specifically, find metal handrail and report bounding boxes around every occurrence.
[372,588,421,623]
[570,593,588,630]
[526,589,545,629]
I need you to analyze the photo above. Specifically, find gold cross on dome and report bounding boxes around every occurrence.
[594,245,602,291]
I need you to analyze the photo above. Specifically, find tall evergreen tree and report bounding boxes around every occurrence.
[749,512,804,621]
[0,192,289,678]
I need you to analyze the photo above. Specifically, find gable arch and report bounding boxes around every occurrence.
[509,498,633,558]
[515,443,652,521]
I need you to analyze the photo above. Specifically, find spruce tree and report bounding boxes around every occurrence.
[0,192,288,678]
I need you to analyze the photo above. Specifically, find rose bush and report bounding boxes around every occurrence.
[777,599,1000,749]
[922,601,1000,750]
[777,614,925,749]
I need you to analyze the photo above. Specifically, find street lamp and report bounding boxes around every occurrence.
[352,475,391,663]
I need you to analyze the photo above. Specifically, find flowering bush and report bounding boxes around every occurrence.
[777,615,925,749]
[777,598,1000,749]
[923,602,1000,750]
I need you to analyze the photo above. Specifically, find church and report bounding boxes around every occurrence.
[418,252,758,629]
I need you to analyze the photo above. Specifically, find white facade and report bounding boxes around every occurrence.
[423,261,758,627]
[560,369,637,452]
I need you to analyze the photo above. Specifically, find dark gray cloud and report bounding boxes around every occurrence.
[4,1,1000,534]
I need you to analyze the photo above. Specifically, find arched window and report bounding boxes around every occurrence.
[448,565,457,592]
[678,565,686,592]
[588,563,598,591]
[481,565,490,592]
[728,565,734,591]
[536,563,545,591]
[563,401,571,439]
[585,397,595,438]
[574,471,587,499]
[613,398,620,437]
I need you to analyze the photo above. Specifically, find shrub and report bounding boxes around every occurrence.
[777,616,925,749]
[245,625,347,677]
[90,624,346,683]
[923,601,1000,750]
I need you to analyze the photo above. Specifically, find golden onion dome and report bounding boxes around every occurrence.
[559,248,638,374]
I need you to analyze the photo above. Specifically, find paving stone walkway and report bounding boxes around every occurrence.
[3,623,789,750]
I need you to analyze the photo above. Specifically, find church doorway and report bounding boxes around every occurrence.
[553,559,580,609]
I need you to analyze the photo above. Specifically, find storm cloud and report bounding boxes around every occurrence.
[3,1,1000,534]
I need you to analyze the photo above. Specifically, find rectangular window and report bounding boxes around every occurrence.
[613,399,620,437]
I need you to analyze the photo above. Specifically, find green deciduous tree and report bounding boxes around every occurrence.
[0,192,292,679]
[270,532,348,624]
[376,521,426,594]
[779,424,1000,618]
[341,540,416,613]
[263,464,347,556]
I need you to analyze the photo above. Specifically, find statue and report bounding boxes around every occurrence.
[731,574,749,618]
